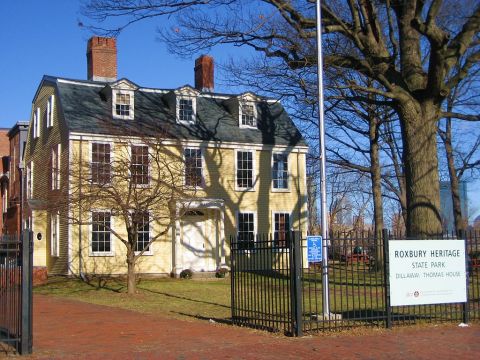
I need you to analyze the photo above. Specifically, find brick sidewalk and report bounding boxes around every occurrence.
[18,295,480,359]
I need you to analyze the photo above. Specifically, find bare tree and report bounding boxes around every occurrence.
[50,131,195,294]
[82,0,480,237]
[438,62,480,233]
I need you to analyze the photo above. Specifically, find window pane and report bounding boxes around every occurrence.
[236,151,253,189]
[92,143,111,184]
[134,211,150,252]
[116,93,130,116]
[274,213,290,248]
[184,148,203,187]
[179,98,194,122]
[238,213,255,250]
[92,212,111,253]
[131,145,149,185]
[241,103,256,127]
[273,153,288,189]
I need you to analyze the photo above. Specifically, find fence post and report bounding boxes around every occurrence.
[459,230,469,324]
[230,235,236,324]
[20,231,33,355]
[289,231,303,337]
[382,229,392,329]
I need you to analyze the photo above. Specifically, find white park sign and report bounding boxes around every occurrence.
[389,240,467,306]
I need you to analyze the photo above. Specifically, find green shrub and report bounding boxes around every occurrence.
[215,268,229,278]
[180,269,193,279]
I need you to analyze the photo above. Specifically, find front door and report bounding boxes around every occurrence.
[182,212,207,271]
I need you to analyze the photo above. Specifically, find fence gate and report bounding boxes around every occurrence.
[0,232,33,354]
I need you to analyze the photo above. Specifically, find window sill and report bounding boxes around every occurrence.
[239,125,258,130]
[272,188,290,193]
[235,187,256,192]
[89,252,114,257]
[135,251,153,256]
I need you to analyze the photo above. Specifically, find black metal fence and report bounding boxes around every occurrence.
[0,232,33,354]
[230,230,480,336]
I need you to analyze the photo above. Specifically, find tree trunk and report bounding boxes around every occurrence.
[443,117,465,234]
[370,116,384,269]
[399,100,443,237]
[127,250,136,295]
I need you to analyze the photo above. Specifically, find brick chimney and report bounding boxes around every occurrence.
[87,36,117,82]
[194,55,214,92]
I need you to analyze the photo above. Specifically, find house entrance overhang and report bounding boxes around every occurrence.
[172,198,226,276]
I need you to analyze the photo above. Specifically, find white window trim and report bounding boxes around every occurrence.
[271,152,290,192]
[176,96,197,125]
[129,144,151,187]
[236,210,257,252]
[112,90,135,120]
[51,212,60,257]
[90,141,114,186]
[239,101,258,129]
[234,149,256,192]
[46,95,55,128]
[132,210,153,256]
[27,161,34,199]
[51,143,61,190]
[89,210,115,257]
[271,211,292,251]
[33,108,40,139]
[183,146,205,189]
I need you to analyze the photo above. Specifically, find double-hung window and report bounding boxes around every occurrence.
[133,211,150,253]
[114,91,135,120]
[51,144,61,190]
[46,95,55,128]
[236,150,254,190]
[91,211,112,255]
[91,143,111,185]
[131,145,149,186]
[240,102,257,128]
[272,153,289,190]
[178,97,195,124]
[273,213,290,248]
[237,212,255,251]
[184,148,203,187]
[51,212,59,257]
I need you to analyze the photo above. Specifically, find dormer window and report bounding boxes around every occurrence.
[240,102,257,128]
[169,86,199,125]
[113,90,134,120]
[179,98,194,123]
[105,79,138,120]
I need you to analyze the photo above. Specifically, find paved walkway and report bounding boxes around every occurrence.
[17,295,480,359]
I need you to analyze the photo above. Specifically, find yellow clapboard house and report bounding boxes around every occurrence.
[24,37,308,277]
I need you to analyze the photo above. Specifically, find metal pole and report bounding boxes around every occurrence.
[316,0,330,316]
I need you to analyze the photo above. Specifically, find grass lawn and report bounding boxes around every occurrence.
[34,276,232,323]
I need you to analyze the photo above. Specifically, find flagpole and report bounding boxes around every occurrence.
[316,0,330,316]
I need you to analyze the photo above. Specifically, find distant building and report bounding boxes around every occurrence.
[0,128,10,233]
[440,181,468,233]
[5,122,29,235]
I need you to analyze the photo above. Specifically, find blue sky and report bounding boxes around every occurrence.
[0,1,478,222]
[0,0,234,127]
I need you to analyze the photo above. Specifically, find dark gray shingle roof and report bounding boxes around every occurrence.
[50,77,306,147]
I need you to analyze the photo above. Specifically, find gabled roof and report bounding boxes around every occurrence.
[42,76,307,148]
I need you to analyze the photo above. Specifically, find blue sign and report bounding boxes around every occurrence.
[307,236,322,263]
